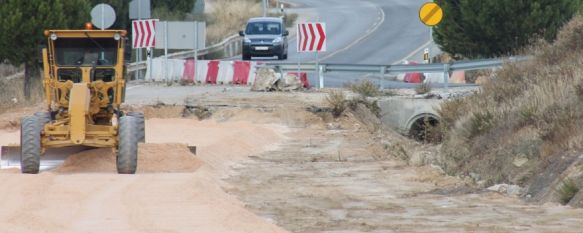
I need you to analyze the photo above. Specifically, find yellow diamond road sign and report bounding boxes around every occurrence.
[419,2,443,26]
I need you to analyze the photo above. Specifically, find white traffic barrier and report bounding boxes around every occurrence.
[217,61,234,84]
[195,60,209,83]
[145,58,185,81]
[147,58,261,85]
[247,61,257,85]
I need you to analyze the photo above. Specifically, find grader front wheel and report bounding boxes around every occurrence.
[116,116,139,174]
[126,112,145,143]
[20,116,42,174]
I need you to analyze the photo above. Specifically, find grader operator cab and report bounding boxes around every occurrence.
[0,29,144,174]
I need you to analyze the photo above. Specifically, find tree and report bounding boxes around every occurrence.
[433,0,581,59]
[0,0,90,99]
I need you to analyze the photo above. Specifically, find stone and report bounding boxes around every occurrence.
[513,154,529,167]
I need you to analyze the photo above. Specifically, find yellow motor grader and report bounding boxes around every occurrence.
[1,28,144,174]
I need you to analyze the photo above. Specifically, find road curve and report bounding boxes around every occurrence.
[259,0,433,87]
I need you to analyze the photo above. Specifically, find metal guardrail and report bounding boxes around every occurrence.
[127,34,241,73]
[264,57,525,73]
[261,56,528,90]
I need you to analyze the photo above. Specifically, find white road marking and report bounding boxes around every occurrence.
[392,40,432,65]
[318,6,386,61]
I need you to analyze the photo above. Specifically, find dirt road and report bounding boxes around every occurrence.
[1,93,583,232]
[0,116,288,233]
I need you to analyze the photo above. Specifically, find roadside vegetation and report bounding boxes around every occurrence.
[434,0,582,59]
[437,16,583,202]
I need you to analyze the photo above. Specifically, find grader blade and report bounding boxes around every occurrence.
[0,146,90,171]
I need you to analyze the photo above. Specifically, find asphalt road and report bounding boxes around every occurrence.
[242,0,438,88]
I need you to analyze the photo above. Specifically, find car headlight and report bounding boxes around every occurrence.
[272,38,282,44]
[244,38,251,43]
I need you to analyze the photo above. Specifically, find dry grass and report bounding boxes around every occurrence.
[206,0,262,44]
[0,77,43,114]
[438,15,583,185]
[557,178,580,205]
[0,63,22,77]
[326,90,347,118]
[349,80,380,97]
[415,83,432,94]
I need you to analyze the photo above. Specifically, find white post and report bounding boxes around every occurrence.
[263,0,267,17]
[443,63,449,93]
[194,22,199,60]
[317,52,323,88]
[135,0,141,80]
[164,21,168,81]
[379,66,385,90]
[147,48,153,81]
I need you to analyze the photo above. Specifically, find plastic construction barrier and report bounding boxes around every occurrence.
[145,58,186,81]
[182,59,196,82]
[217,61,234,84]
[233,61,251,85]
[153,59,261,85]
[287,72,310,88]
[205,60,220,84]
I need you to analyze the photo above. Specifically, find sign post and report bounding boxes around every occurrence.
[418,2,444,91]
[132,19,157,80]
[423,48,430,64]
[130,0,151,80]
[297,22,327,88]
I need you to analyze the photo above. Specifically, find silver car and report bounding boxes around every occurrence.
[239,17,289,60]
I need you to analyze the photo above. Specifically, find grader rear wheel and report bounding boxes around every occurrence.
[20,116,42,174]
[116,116,138,174]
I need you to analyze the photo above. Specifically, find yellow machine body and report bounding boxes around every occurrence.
[40,30,127,149]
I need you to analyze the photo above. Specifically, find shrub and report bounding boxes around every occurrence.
[415,83,432,95]
[326,90,346,118]
[557,178,579,205]
[349,80,380,97]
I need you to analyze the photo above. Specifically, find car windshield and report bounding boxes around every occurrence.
[245,21,281,35]
[54,38,118,66]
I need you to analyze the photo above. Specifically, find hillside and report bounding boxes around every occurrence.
[438,15,583,206]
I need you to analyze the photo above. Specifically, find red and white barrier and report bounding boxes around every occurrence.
[146,59,305,87]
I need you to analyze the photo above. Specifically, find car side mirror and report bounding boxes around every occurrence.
[283,30,289,36]
[239,31,245,36]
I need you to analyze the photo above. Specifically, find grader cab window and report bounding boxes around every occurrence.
[54,38,118,66]
[57,68,82,83]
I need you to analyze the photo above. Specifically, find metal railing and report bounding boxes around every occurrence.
[262,56,528,90]
[127,34,241,73]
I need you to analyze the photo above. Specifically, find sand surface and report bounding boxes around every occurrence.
[0,118,289,233]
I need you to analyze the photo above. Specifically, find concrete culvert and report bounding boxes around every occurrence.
[408,115,442,143]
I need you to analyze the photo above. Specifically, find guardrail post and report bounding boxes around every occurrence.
[379,66,386,90]
[319,64,325,88]
[443,63,449,93]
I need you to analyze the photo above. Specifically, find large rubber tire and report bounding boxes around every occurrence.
[117,116,138,174]
[21,116,42,174]
[33,112,51,124]
[283,53,288,60]
[126,112,145,143]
